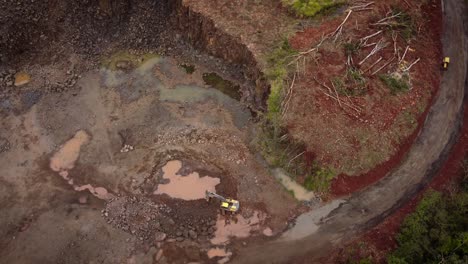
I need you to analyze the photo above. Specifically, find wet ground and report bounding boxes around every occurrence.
[0,53,296,263]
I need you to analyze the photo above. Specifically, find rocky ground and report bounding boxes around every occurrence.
[0,1,297,263]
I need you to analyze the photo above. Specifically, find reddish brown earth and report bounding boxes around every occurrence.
[326,100,468,263]
[285,0,443,180]
[329,0,444,197]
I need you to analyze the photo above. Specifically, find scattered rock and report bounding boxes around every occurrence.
[188,230,197,239]
[14,72,31,86]
[154,232,166,242]
[208,227,215,234]
[120,144,134,153]
[155,249,163,261]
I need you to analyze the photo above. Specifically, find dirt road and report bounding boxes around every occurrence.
[232,0,467,262]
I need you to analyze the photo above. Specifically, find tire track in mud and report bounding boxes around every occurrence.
[230,0,468,262]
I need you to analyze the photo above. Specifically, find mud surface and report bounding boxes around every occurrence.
[0,48,295,263]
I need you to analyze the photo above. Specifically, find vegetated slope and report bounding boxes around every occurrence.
[276,0,441,191]
[388,185,468,264]
[176,0,442,195]
[336,104,468,263]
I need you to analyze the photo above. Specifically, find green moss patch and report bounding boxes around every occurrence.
[202,72,241,100]
[283,0,347,17]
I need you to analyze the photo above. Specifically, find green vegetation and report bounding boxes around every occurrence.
[179,63,195,74]
[261,39,336,193]
[379,73,410,95]
[202,72,241,100]
[287,189,296,199]
[393,110,418,143]
[339,242,376,264]
[265,39,297,124]
[388,170,468,264]
[303,166,335,193]
[259,124,335,193]
[377,7,415,41]
[101,51,158,71]
[392,8,416,41]
[283,0,347,17]
[332,68,367,96]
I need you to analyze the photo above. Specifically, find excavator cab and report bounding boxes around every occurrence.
[206,191,240,215]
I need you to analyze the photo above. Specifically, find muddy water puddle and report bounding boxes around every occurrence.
[207,247,232,264]
[49,130,112,200]
[50,130,90,175]
[101,54,250,128]
[281,199,345,241]
[211,211,265,245]
[154,160,220,200]
[272,168,315,201]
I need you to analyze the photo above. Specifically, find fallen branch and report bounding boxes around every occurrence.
[287,151,305,168]
[371,57,395,75]
[371,12,401,25]
[403,58,420,71]
[313,77,362,113]
[402,0,412,8]
[288,35,326,66]
[281,73,296,117]
[399,45,410,64]
[331,81,342,107]
[347,53,354,66]
[330,10,353,42]
[359,39,388,65]
[350,1,374,10]
[364,56,383,72]
[392,31,399,59]
[359,30,382,46]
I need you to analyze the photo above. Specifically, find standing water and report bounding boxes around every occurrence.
[154,160,220,200]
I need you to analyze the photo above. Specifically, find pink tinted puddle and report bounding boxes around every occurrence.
[207,247,232,259]
[50,130,89,173]
[262,227,273,237]
[207,247,232,264]
[50,130,112,200]
[74,184,111,200]
[210,211,264,245]
[154,160,220,200]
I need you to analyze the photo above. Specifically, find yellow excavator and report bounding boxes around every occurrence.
[205,191,240,215]
[443,57,450,70]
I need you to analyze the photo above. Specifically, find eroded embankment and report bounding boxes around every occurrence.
[169,0,270,109]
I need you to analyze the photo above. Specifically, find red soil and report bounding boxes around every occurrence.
[329,0,443,197]
[327,99,468,263]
